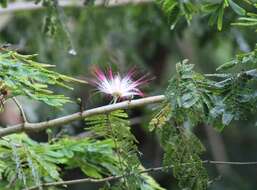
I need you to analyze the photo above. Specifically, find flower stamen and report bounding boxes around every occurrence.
[90,67,148,102]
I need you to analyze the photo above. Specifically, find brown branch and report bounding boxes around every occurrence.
[0,95,165,137]
[12,97,27,123]
[26,160,257,190]
[0,0,152,15]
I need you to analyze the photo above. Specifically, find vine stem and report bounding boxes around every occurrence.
[25,160,257,190]
[0,95,165,137]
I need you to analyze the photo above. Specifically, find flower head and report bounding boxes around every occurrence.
[91,67,148,102]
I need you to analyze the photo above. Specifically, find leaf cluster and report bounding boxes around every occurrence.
[35,0,64,36]
[0,134,117,189]
[158,124,208,190]
[0,49,85,107]
[152,56,257,131]
[150,53,257,188]
[157,0,254,31]
[85,110,165,190]
[150,61,211,189]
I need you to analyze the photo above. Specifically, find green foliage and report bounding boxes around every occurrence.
[0,134,118,189]
[0,0,60,36]
[156,0,198,29]
[231,1,257,30]
[233,12,257,31]
[149,103,172,131]
[0,0,7,8]
[218,45,257,70]
[150,56,257,188]
[0,0,74,52]
[150,61,210,189]
[227,0,246,16]
[0,49,85,107]
[41,0,60,36]
[35,0,65,37]
[151,58,257,131]
[202,0,248,30]
[158,125,208,190]
[164,60,216,128]
[85,110,164,190]
[157,0,251,30]
[0,123,164,190]
[203,0,229,31]
[35,0,76,52]
[209,47,257,128]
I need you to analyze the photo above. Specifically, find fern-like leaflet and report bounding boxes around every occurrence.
[85,110,165,190]
[0,134,118,189]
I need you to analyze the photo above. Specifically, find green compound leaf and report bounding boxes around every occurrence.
[0,49,86,107]
[157,124,208,190]
[149,56,257,187]
[0,134,117,189]
[85,110,165,190]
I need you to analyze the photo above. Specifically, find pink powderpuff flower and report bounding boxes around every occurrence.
[91,67,149,103]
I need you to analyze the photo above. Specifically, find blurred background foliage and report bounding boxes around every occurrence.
[0,1,257,189]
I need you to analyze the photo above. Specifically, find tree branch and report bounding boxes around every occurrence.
[26,160,257,190]
[0,0,152,15]
[12,97,27,123]
[0,95,165,137]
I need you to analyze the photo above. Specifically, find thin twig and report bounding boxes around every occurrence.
[0,95,165,137]
[25,160,257,190]
[12,97,27,123]
[0,0,152,15]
